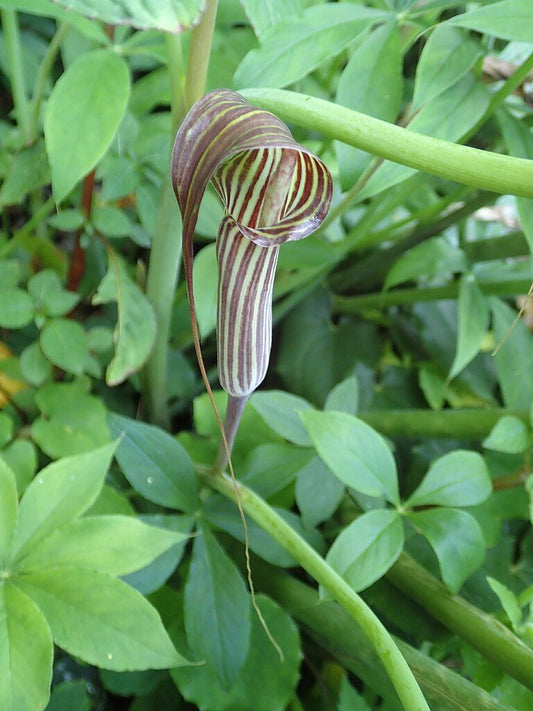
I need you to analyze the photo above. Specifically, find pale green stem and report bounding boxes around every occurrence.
[215,395,248,471]
[241,89,533,198]
[145,2,219,426]
[197,468,431,711]
[2,10,31,143]
[29,21,70,139]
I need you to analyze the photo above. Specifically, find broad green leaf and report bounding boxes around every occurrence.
[384,237,467,290]
[92,206,133,238]
[0,460,17,566]
[240,443,314,499]
[204,495,323,567]
[492,297,533,409]
[28,270,79,317]
[0,289,34,328]
[15,568,187,670]
[250,390,313,446]
[52,0,204,32]
[16,516,188,577]
[45,49,130,202]
[325,510,403,593]
[449,275,490,379]
[234,4,389,89]
[40,318,88,375]
[9,442,116,561]
[109,414,198,512]
[324,376,359,416]
[31,382,111,458]
[240,0,302,40]
[1,441,37,497]
[92,251,156,385]
[483,415,530,454]
[406,450,491,508]
[336,19,402,190]
[295,456,345,529]
[45,681,90,711]
[413,25,481,108]
[0,141,50,207]
[99,669,165,699]
[192,244,218,338]
[172,595,300,711]
[0,583,53,711]
[448,0,533,42]
[409,508,485,593]
[358,73,490,201]
[0,413,13,448]
[487,577,523,634]
[301,410,399,505]
[338,675,371,711]
[0,0,109,41]
[184,524,251,687]
[19,341,52,387]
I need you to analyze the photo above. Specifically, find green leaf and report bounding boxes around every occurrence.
[338,675,371,711]
[52,0,204,32]
[28,269,79,317]
[301,410,399,505]
[109,414,198,512]
[358,73,490,201]
[483,415,530,454]
[0,460,17,566]
[92,206,133,238]
[48,209,85,232]
[0,441,37,497]
[184,524,251,687]
[250,390,313,446]
[9,442,116,561]
[241,443,314,499]
[487,577,523,634]
[491,297,533,409]
[40,318,88,375]
[449,275,490,379]
[92,250,156,385]
[295,456,345,529]
[409,508,485,593]
[0,583,53,711]
[19,341,52,387]
[406,450,491,508]
[45,49,130,202]
[31,382,111,458]
[413,24,481,108]
[384,238,467,290]
[45,681,90,711]
[16,515,188,577]
[336,19,403,190]
[192,244,218,338]
[0,413,13,448]
[172,595,300,711]
[324,376,359,416]
[448,0,533,42]
[234,4,389,89]
[240,0,302,40]
[0,140,50,207]
[325,510,404,593]
[0,0,110,42]
[0,289,34,328]
[15,568,187,670]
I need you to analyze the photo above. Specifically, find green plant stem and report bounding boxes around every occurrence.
[241,89,533,198]
[144,2,218,426]
[258,566,515,711]
[334,278,532,312]
[197,468,430,711]
[2,9,31,143]
[29,21,69,139]
[358,409,529,439]
[387,553,533,691]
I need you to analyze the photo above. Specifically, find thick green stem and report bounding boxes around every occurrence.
[2,9,31,143]
[259,567,516,711]
[358,409,529,439]
[144,2,218,426]
[334,278,532,312]
[241,89,533,198]
[387,553,533,691]
[197,468,430,711]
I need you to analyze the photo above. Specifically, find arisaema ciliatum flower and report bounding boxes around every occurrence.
[172,89,332,455]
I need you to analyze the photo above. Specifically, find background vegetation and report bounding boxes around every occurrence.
[1,0,533,709]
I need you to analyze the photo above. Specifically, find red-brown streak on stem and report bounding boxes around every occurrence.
[67,168,96,293]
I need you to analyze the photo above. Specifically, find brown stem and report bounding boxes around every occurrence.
[67,168,95,293]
